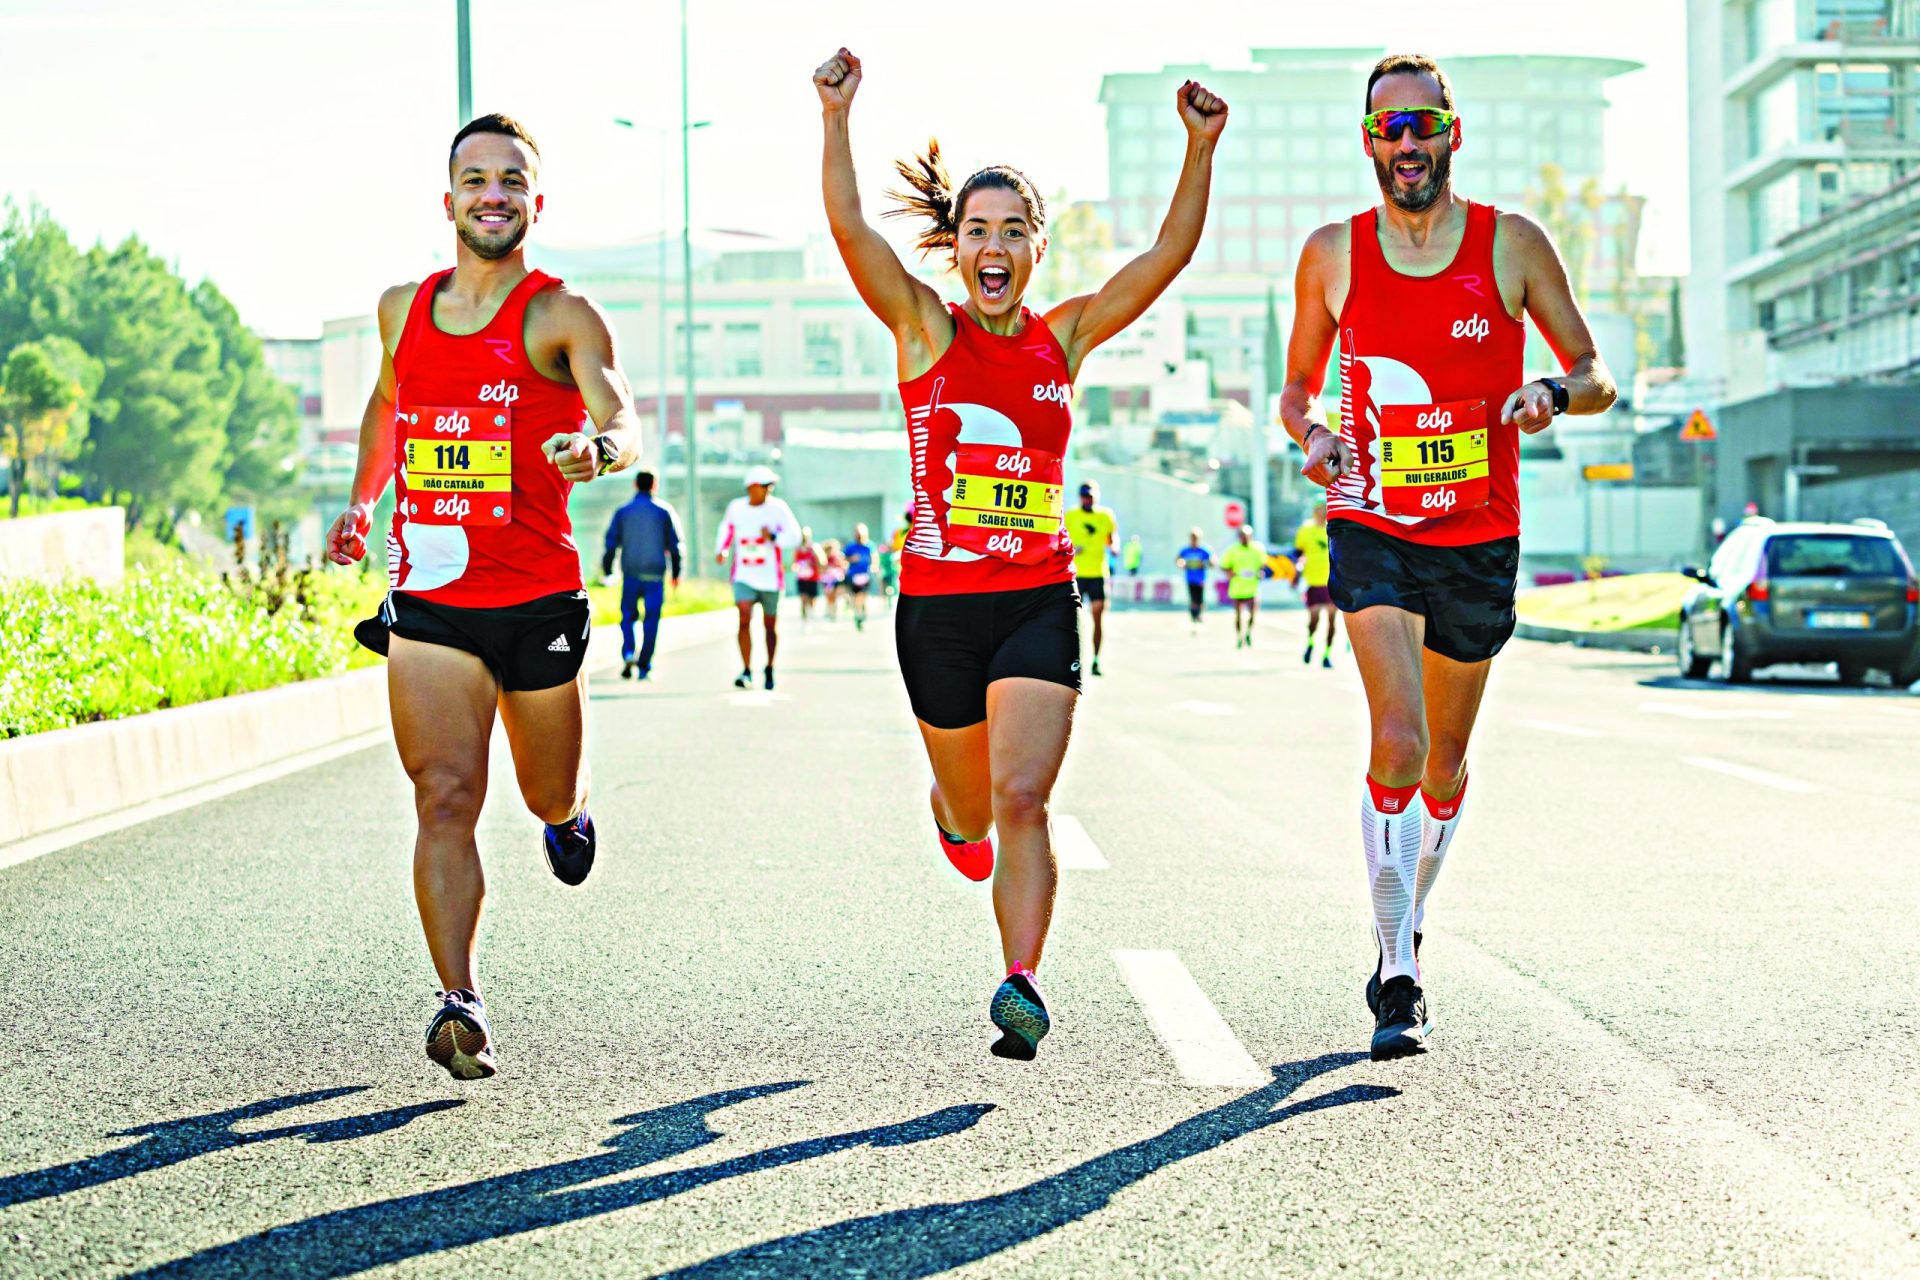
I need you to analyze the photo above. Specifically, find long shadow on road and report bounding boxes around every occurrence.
[662,1052,1393,1279]
[0,1087,462,1210]
[132,1081,992,1279]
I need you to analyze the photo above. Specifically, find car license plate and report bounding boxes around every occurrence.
[1806,610,1872,629]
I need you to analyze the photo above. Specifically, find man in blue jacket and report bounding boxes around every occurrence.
[602,471,683,680]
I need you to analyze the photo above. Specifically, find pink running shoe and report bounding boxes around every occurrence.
[936,824,994,882]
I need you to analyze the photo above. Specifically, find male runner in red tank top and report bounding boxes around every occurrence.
[817,47,1225,1060]
[323,113,644,1081]
[1280,55,1617,1061]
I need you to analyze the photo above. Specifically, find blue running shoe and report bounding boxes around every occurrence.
[989,969,1050,1061]
[542,810,596,886]
[426,988,497,1080]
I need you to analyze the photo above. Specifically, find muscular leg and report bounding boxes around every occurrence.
[917,718,993,842]
[497,674,590,825]
[1346,606,1431,985]
[388,637,498,995]
[1089,598,1105,659]
[762,612,779,669]
[1412,648,1492,931]
[985,678,1075,972]
[734,601,755,670]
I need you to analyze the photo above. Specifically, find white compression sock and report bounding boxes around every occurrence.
[1413,775,1467,933]
[1363,776,1426,983]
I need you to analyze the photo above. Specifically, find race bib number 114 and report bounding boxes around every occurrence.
[400,404,512,527]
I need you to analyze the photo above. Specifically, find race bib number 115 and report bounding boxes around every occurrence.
[1378,399,1489,519]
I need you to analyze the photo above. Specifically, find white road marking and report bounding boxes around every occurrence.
[0,729,390,873]
[1681,756,1823,794]
[1051,814,1109,870]
[1521,719,1605,738]
[1113,949,1267,1088]
[1642,701,1792,722]
[1169,700,1237,717]
[727,691,793,707]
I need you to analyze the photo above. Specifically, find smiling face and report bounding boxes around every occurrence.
[1365,71,1458,215]
[446,132,541,261]
[954,186,1042,319]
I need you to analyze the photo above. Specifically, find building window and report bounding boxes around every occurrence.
[1816,62,1894,142]
[672,323,712,377]
[803,321,842,377]
[1224,204,1253,230]
[723,322,762,378]
[1814,0,1893,40]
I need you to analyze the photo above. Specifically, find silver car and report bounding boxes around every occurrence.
[1677,518,1919,685]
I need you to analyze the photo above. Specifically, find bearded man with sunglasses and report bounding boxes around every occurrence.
[1279,53,1616,1061]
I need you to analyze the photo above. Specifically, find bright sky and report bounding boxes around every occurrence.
[0,0,1690,338]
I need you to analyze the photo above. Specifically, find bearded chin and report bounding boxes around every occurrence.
[457,221,528,260]
[1374,148,1451,213]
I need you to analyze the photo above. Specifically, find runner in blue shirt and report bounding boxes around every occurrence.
[602,470,684,680]
[1174,528,1214,626]
[844,523,875,632]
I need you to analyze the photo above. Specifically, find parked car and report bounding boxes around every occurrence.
[1677,518,1919,684]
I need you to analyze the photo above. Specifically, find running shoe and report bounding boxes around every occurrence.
[1303,642,1314,664]
[763,666,775,691]
[621,659,636,679]
[989,969,1050,1061]
[1322,652,1334,669]
[1370,975,1432,1061]
[1091,659,1103,677]
[937,824,994,882]
[1365,930,1423,1015]
[426,988,497,1080]
[542,810,597,886]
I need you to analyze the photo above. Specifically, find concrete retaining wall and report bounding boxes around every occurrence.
[0,507,124,585]
[1514,621,1675,654]
[0,608,736,848]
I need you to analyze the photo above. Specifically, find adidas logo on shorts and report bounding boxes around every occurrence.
[547,635,571,653]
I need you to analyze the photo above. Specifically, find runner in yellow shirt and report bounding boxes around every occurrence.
[1296,500,1337,667]
[1217,524,1267,649]
[1066,481,1118,676]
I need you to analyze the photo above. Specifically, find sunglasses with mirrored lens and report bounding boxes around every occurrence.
[1362,108,1458,142]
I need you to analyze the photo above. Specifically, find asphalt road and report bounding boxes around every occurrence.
[3,602,1916,1278]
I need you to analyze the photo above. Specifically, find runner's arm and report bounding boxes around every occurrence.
[816,48,948,349]
[602,507,622,577]
[664,506,683,582]
[325,284,410,564]
[1049,81,1226,373]
[1279,225,1355,486]
[771,501,802,552]
[1500,212,1618,432]
[548,294,643,478]
[714,509,735,563]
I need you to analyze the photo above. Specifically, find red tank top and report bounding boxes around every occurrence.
[1330,202,1526,546]
[387,268,587,607]
[897,304,1075,596]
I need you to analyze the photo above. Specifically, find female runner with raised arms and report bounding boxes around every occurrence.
[814,46,1226,1060]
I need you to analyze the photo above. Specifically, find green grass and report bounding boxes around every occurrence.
[585,576,735,627]
[2,494,92,519]
[0,552,386,739]
[1515,572,1691,633]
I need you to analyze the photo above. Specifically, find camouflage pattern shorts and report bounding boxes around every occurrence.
[1327,521,1519,665]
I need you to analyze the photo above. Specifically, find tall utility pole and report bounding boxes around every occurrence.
[455,0,472,124]
[679,0,702,574]
[614,120,674,512]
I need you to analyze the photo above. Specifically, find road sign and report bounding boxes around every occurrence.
[1223,500,1246,529]
[1583,463,1635,482]
[1680,408,1717,442]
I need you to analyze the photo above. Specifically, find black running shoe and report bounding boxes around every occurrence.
[1365,930,1423,1015]
[621,659,635,679]
[733,669,752,689]
[763,666,775,691]
[1091,659,1102,677]
[989,971,1050,1061]
[426,989,497,1080]
[542,810,596,886]
[1303,642,1314,664]
[1370,975,1432,1061]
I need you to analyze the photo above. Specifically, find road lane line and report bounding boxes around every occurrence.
[1681,756,1822,794]
[1052,814,1109,870]
[1113,949,1266,1088]
[1642,701,1792,721]
[0,729,390,873]
[1520,719,1605,738]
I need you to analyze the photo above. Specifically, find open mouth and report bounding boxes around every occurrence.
[978,267,1011,301]
[1393,160,1428,184]
[474,211,515,229]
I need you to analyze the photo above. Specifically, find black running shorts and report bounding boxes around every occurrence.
[354,589,592,691]
[1076,576,1107,605]
[1327,521,1518,665]
[895,582,1082,729]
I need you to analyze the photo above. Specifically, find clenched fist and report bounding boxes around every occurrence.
[814,47,861,112]
[1177,80,1229,142]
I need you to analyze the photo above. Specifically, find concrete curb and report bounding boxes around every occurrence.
[1514,621,1677,654]
[0,608,737,849]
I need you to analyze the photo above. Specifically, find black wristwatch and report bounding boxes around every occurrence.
[590,433,620,475]
[1539,378,1569,416]
[1301,424,1332,452]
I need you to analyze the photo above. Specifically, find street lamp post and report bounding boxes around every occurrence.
[679,0,704,575]
[612,119,673,513]
[454,0,472,124]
